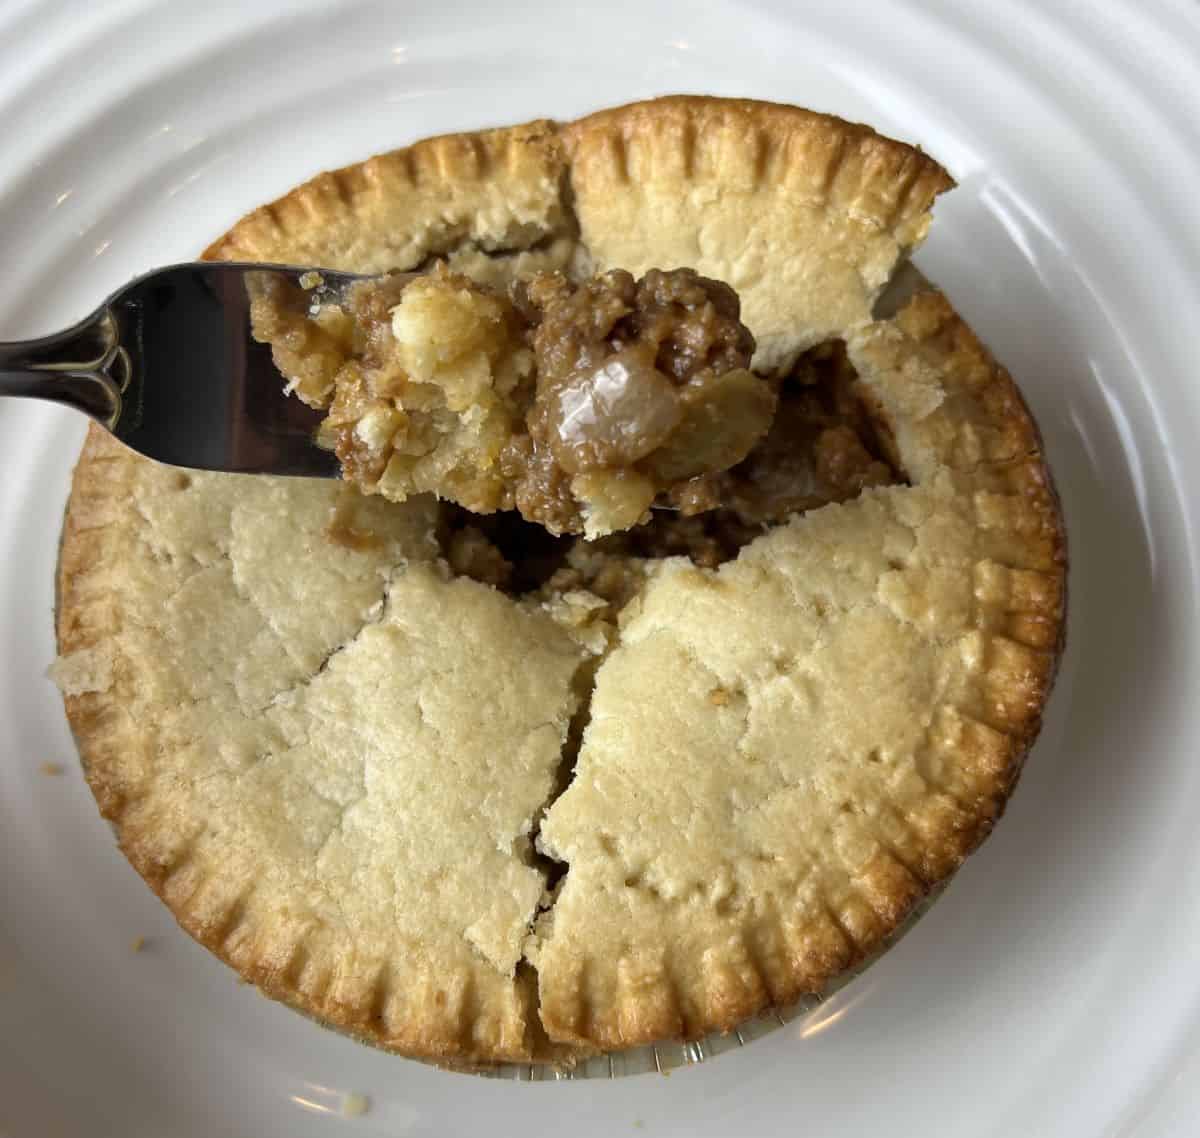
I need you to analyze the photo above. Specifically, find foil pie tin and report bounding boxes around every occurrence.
[439,883,946,1081]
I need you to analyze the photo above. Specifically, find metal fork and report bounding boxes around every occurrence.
[0,263,373,477]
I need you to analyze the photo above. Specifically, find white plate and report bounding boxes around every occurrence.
[2,1,1199,1134]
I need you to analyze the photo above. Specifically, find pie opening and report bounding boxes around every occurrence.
[432,337,905,601]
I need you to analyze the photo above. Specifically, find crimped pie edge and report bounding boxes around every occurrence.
[55,97,1063,1063]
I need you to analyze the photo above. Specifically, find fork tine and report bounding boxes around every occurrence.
[106,264,356,476]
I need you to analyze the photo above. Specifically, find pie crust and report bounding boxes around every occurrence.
[54,97,1065,1064]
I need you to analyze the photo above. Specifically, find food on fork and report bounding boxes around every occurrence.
[252,264,777,537]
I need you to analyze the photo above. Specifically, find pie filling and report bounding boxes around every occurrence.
[251,265,781,538]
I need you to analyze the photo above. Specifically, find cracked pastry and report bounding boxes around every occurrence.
[250,264,774,538]
[52,96,1066,1066]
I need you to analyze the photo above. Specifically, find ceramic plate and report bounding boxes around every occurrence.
[1,1,1198,1135]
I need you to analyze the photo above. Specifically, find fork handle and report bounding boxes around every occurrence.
[0,306,116,370]
[0,369,121,422]
[0,306,122,425]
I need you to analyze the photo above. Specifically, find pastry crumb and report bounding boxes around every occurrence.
[47,647,113,696]
[298,270,324,290]
[130,935,147,952]
[708,688,730,707]
[39,761,65,776]
[341,1092,370,1118]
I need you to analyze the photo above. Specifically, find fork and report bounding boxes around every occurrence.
[0,263,374,477]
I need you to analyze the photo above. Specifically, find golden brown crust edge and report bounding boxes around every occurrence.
[202,117,574,272]
[203,97,952,269]
[563,95,955,237]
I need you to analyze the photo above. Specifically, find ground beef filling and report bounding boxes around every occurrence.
[252,266,776,537]
[502,268,770,533]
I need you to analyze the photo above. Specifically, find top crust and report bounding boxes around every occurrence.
[56,437,587,1063]
[530,290,1064,1048]
[204,119,579,289]
[54,97,1061,1064]
[563,97,953,373]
